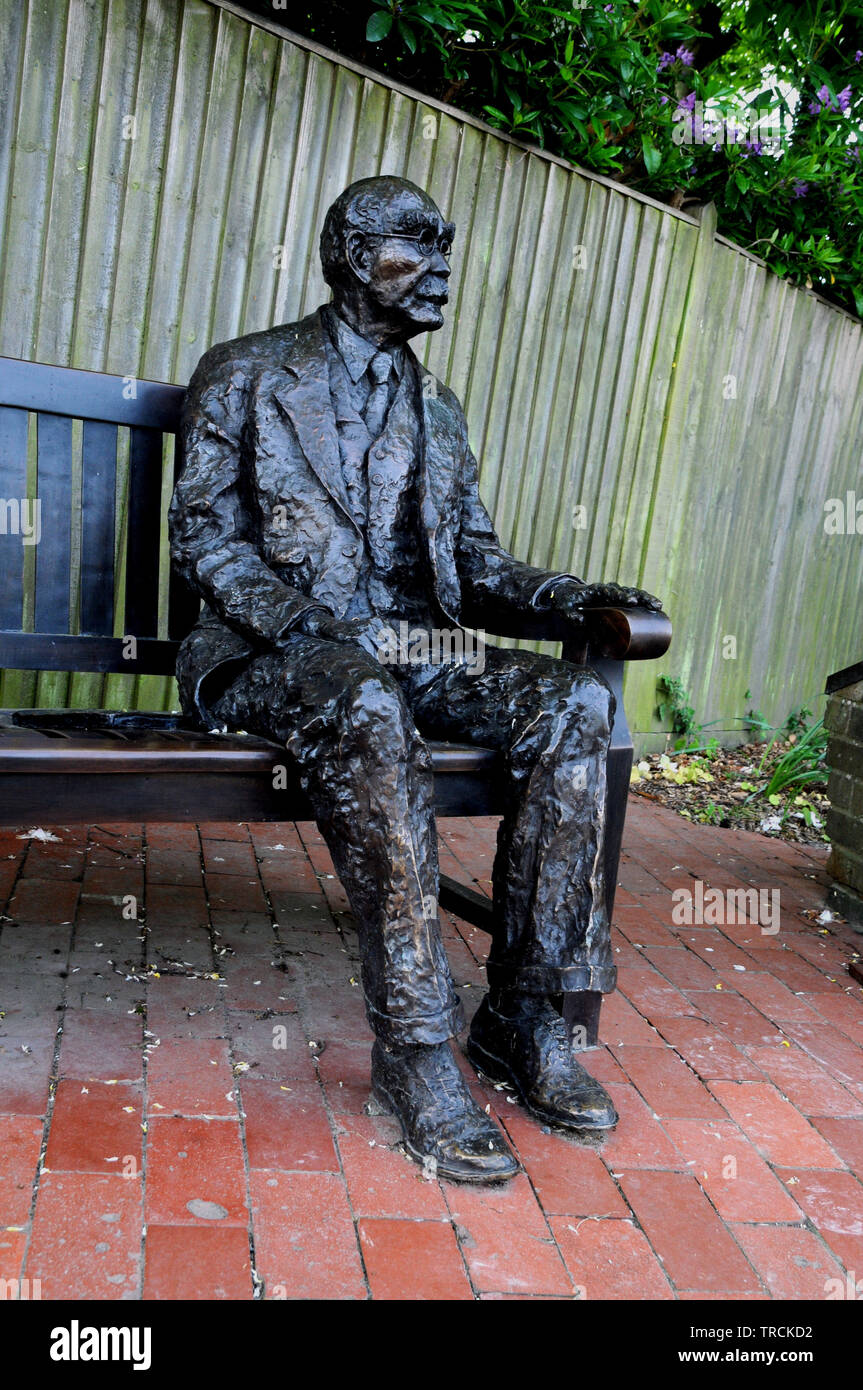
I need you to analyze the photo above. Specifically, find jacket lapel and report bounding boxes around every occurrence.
[271,320,463,619]
[273,309,358,531]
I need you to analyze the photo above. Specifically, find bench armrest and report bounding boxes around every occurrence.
[467,605,672,662]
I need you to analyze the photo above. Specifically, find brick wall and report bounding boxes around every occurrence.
[825,665,863,930]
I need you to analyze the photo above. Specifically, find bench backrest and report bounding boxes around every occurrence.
[0,358,198,675]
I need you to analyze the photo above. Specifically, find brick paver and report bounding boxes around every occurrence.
[0,795,860,1299]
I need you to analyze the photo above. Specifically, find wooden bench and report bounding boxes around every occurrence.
[0,355,671,1041]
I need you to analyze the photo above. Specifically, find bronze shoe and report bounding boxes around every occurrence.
[371,1039,520,1184]
[466,995,618,1131]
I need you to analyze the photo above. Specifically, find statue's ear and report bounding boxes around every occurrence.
[346,231,373,285]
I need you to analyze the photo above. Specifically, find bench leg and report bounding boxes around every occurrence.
[563,989,603,1050]
[559,656,633,1050]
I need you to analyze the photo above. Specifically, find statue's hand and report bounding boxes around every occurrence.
[291,609,382,660]
[547,579,664,618]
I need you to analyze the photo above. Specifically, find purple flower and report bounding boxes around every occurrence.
[678,91,696,113]
[657,51,675,71]
[808,99,822,114]
[855,51,862,63]
[743,139,764,156]
[676,45,695,67]
[845,144,861,161]
[659,94,669,105]
[817,84,831,105]
[837,85,852,111]
[792,180,809,198]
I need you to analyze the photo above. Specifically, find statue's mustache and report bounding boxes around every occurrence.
[414,275,449,303]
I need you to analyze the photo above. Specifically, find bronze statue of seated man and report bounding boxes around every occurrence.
[169,175,662,1183]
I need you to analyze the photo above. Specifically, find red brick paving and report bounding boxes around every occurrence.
[0,798,860,1299]
[730,1224,846,1300]
[707,1081,846,1169]
[144,1117,248,1226]
[249,1170,366,1299]
[610,1043,728,1119]
[335,1111,451,1219]
[25,1171,143,1299]
[812,1116,863,1170]
[357,1217,472,1299]
[142,1225,252,1300]
[0,1114,43,1223]
[616,1169,762,1293]
[773,1167,863,1272]
[661,1118,804,1223]
[551,1216,674,1299]
[44,1080,143,1174]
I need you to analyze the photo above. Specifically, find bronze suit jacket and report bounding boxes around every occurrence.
[168,305,571,722]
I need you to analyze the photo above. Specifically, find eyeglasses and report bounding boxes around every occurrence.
[369,227,453,260]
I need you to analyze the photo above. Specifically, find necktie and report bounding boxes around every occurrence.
[363,350,393,441]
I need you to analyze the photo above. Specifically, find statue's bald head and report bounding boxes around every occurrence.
[319,176,453,343]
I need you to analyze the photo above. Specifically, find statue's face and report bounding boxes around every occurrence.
[347,188,454,339]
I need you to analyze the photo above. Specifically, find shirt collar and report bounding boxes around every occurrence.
[325,304,405,385]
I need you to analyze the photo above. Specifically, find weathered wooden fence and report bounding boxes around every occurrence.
[1,0,861,750]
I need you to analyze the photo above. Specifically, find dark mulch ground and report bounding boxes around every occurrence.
[630,738,830,849]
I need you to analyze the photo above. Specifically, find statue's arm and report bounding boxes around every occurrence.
[455,436,582,624]
[169,353,328,645]
[455,425,663,635]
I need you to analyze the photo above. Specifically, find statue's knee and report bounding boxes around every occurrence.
[349,671,401,717]
[347,672,415,751]
[562,675,614,742]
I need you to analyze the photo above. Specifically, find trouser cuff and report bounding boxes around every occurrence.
[364,993,466,1046]
[485,961,617,994]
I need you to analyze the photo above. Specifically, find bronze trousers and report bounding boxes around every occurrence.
[211,632,616,1046]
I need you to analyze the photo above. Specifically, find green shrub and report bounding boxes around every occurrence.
[283,0,863,316]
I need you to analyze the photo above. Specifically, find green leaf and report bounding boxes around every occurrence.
[397,17,417,53]
[641,134,662,175]
[366,10,393,42]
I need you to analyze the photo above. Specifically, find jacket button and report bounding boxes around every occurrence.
[370,472,384,485]
[342,543,358,557]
